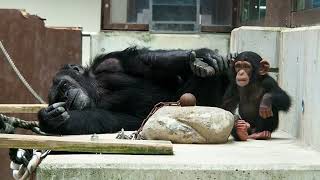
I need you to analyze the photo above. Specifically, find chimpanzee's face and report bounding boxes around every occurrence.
[48,64,96,110]
[234,60,252,87]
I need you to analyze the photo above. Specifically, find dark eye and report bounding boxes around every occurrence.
[63,83,68,88]
[72,65,84,74]
[59,81,69,92]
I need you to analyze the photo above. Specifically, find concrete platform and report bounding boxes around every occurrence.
[36,131,320,180]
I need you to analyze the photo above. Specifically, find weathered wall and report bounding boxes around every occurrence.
[0,9,82,179]
[0,0,102,64]
[0,0,101,32]
[0,9,82,104]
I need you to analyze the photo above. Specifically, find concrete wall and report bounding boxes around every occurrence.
[231,26,320,151]
[87,31,230,66]
[279,27,320,150]
[230,27,286,68]
[230,26,290,80]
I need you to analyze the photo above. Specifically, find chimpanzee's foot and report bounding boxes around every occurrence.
[236,129,248,141]
[248,131,271,140]
[235,120,250,141]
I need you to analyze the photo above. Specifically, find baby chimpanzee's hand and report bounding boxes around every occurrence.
[259,93,273,119]
[235,120,250,141]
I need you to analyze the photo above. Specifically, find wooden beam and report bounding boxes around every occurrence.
[0,134,173,155]
[0,104,48,113]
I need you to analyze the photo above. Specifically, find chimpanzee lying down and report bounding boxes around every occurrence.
[38,47,230,135]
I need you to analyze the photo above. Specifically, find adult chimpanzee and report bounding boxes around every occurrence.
[38,47,230,135]
[222,51,291,141]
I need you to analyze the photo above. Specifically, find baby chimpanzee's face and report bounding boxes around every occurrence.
[234,60,252,87]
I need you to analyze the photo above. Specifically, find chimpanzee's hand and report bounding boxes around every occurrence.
[259,93,273,119]
[235,119,250,130]
[38,102,70,131]
[191,49,233,77]
[190,55,215,77]
[235,119,250,141]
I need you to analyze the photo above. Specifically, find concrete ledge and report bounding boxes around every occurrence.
[37,131,320,180]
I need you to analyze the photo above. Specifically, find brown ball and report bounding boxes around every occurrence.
[179,93,196,106]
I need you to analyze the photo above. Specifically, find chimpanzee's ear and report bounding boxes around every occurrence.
[259,59,270,75]
[94,58,123,74]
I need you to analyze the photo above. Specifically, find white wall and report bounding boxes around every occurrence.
[279,26,320,151]
[230,27,287,69]
[230,26,289,80]
[231,26,320,151]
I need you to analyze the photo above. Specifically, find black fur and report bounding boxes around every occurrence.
[38,47,229,135]
[222,51,291,140]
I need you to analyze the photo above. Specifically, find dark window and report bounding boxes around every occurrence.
[150,0,200,33]
[102,0,149,31]
[102,0,235,32]
[200,0,233,26]
[295,0,320,11]
[237,0,320,27]
[315,0,320,7]
[110,0,149,24]
[127,0,150,23]
[292,0,320,27]
[240,0,266,23]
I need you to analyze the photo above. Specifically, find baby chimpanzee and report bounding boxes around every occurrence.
[222,51,291,141]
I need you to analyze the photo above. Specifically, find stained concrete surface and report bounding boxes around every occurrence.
[37,131,320,180]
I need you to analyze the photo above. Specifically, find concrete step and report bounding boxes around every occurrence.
[36,131,320,180]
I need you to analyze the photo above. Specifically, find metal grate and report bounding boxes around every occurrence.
[149,0,200,33]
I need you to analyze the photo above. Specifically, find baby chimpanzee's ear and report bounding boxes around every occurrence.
[259,59,270,75]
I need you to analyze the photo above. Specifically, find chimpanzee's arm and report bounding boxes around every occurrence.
[117,48,195,81]
[261,76,291,112]
[123,48,230,78]
[92,48,194,80]
[38,104,140,135]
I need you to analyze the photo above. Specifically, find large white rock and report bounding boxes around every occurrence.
[140,106,234,144]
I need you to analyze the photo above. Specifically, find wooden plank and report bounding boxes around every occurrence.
[0,104,48,113]
[0,134,173,155]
